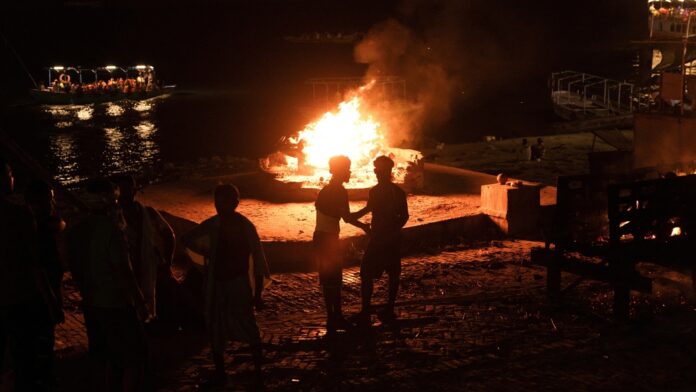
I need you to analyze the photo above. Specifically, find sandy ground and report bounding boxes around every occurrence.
[139,183,481,241]
[137,150,559,242]
[138,130,591,236]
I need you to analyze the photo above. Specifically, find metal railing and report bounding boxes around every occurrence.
[550,71,634,114]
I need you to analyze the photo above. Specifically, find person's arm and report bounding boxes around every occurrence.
[111,224,150,320]
[180,221,209,256]
[245,219,269,309]
[344,192,371,233]
[254,273,265,310]
[341,193,370,234]
[397,191,409,229]
[348,205,371,222]
[56,218,70,272]
[149,207,176,265]
[24,212,63,324]
[343,210,371,234]
[34,268,63,324]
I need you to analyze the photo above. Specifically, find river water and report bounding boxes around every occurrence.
[2,90,301,186]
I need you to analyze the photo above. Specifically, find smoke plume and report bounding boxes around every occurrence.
[353,0,543,146]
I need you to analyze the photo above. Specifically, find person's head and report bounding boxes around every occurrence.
[522,138,528,146]
[1,156,13,196]
[111,174,137,206]
[214,184,240,216]
[373,155,395,183]
[328,155,351,184]
[25,180,55,217]
[537,137,543,144]
[83,178,119,212]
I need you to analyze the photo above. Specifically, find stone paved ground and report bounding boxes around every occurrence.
[15,240,696,391]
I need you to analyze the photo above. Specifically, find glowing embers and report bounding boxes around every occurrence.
[263,88,421,188]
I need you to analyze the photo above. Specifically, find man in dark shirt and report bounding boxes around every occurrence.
[181,184,270,387]
[314,156,369,336]
[350,156,409,326]
[25,180,66,388]
[112,174,175,322]
[68,179,149,392]
[0,158,61,391]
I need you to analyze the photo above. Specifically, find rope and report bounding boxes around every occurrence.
[0,29,39,89]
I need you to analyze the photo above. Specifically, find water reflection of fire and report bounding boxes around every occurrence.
[263,85,422,189]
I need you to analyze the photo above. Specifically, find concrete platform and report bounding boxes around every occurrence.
[145,189,492,272]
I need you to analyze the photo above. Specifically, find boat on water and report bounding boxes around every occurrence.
[30,64,174,105]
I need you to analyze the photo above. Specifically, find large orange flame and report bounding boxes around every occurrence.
[263,85,421,188]
[297,96,381,170]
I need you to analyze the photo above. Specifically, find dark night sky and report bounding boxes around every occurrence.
[1,1,398,91]
[0,0,648,139]
[1,1,646,89]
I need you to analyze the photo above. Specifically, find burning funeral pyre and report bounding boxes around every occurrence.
[262,82,423,189]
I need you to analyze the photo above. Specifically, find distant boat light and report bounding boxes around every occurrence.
[52,66,64,71]
[135,65,147,70]
[105,65,118,70]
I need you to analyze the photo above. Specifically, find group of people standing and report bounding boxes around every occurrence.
[1,158,65,391]
[519,137,546,161]
[313,155,409,334]
[43,70,158,95]
[1,158,175,391]
[181,154,409,389]
[0,153,409,391]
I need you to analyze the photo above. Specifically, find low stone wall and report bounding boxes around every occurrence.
[162,210,502,273]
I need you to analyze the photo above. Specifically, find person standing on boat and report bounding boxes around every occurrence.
[180,184,270,387]
[313,156,370,337]
[350,156,409,327]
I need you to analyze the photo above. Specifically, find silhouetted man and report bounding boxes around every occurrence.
[531,137,545,161]
[25,180,67,388]
[314,156,369,336]
[351,156,409,326]
[67,179,149,392]
[181,184,270,388]
[112,174,175,322]
[0,158,61,391]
